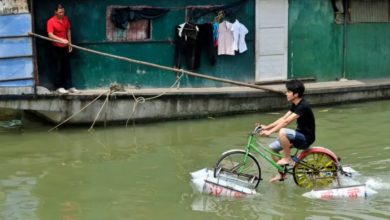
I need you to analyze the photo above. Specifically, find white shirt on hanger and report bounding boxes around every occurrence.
[232,19,248,53]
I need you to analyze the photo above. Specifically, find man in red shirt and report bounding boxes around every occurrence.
[47,4,78,94]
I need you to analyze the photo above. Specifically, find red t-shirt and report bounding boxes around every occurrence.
[47,15,71,47]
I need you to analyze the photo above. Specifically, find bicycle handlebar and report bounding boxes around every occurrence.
[252,126,262,135]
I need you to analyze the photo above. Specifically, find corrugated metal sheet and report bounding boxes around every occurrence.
[0,79,34,86]
[0,14,32,36]
[0,38,32,57]
[350,0,389,23]
[0,11,34,87]
[0,58,33,80]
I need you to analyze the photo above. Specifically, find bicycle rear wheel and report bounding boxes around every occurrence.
[293,149,338,189]
[214,150,261,189]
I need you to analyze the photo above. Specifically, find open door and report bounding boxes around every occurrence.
[255,0,288,82]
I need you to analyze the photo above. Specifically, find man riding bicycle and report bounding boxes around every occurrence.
[258,80,316,182]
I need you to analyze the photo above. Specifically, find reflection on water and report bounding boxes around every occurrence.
[0,120,22,129]
[0,100,389,219]
[0,173,40,220]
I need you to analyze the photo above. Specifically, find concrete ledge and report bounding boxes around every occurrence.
[0,86,51,95]
[0,80,390,124]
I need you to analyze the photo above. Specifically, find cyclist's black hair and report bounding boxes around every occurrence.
[286,79,305,98]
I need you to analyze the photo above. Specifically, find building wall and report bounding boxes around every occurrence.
[346,24,390,79]
[288,0,390,81]
[33,0,390,90]
[288,0,343,81]
[33,0,255,89]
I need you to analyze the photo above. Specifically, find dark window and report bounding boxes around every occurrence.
[349,0,389,23]
[334,0,390,24]
[106,6,151,42]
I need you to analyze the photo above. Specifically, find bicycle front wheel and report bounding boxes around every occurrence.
[214,150,261,189]
[293,150,338,189]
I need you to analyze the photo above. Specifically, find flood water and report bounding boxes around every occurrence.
[1,100,390,220]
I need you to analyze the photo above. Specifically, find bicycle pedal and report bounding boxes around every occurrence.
[283,166,294,174]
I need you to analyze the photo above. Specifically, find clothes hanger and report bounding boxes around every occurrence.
[213,10,225,23]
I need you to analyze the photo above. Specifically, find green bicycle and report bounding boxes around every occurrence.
[214,126,340,189]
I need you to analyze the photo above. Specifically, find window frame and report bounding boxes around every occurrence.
[106,5,152,42]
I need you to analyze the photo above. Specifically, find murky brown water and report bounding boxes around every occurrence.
[0,100,390,219]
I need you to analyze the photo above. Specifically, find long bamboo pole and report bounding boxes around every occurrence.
[29,32,284,94]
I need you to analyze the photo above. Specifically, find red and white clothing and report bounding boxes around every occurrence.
[47,15,71,47]
[217,21,234,55]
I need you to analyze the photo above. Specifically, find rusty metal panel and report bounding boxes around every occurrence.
[106,6,150,42]
[350,0,389,23]
[0,0,29,15]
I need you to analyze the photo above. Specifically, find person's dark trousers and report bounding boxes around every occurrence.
[52,45,72,89]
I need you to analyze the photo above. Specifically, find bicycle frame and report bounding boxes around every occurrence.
[242,129,340,177]
[216,127,342,189]
[243,130,287,173]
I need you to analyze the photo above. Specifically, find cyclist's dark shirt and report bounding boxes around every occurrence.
[290,98,315,146]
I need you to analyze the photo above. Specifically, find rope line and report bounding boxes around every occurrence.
[88,90,112,132]
[48,90,110,132]
[125,72,184,127]
[48,74,183,131]
[28,32,284,94]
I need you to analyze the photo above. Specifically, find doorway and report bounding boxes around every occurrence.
[255,0,288,82]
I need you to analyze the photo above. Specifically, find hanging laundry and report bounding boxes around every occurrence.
[218,21,234,56]
[174,23,216,70]
[174,23,198,70]
[178,22,198,40]
[111,7,170,30]
[232,19,248,53]
[195,23,216,68]
[212,22,219,47]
